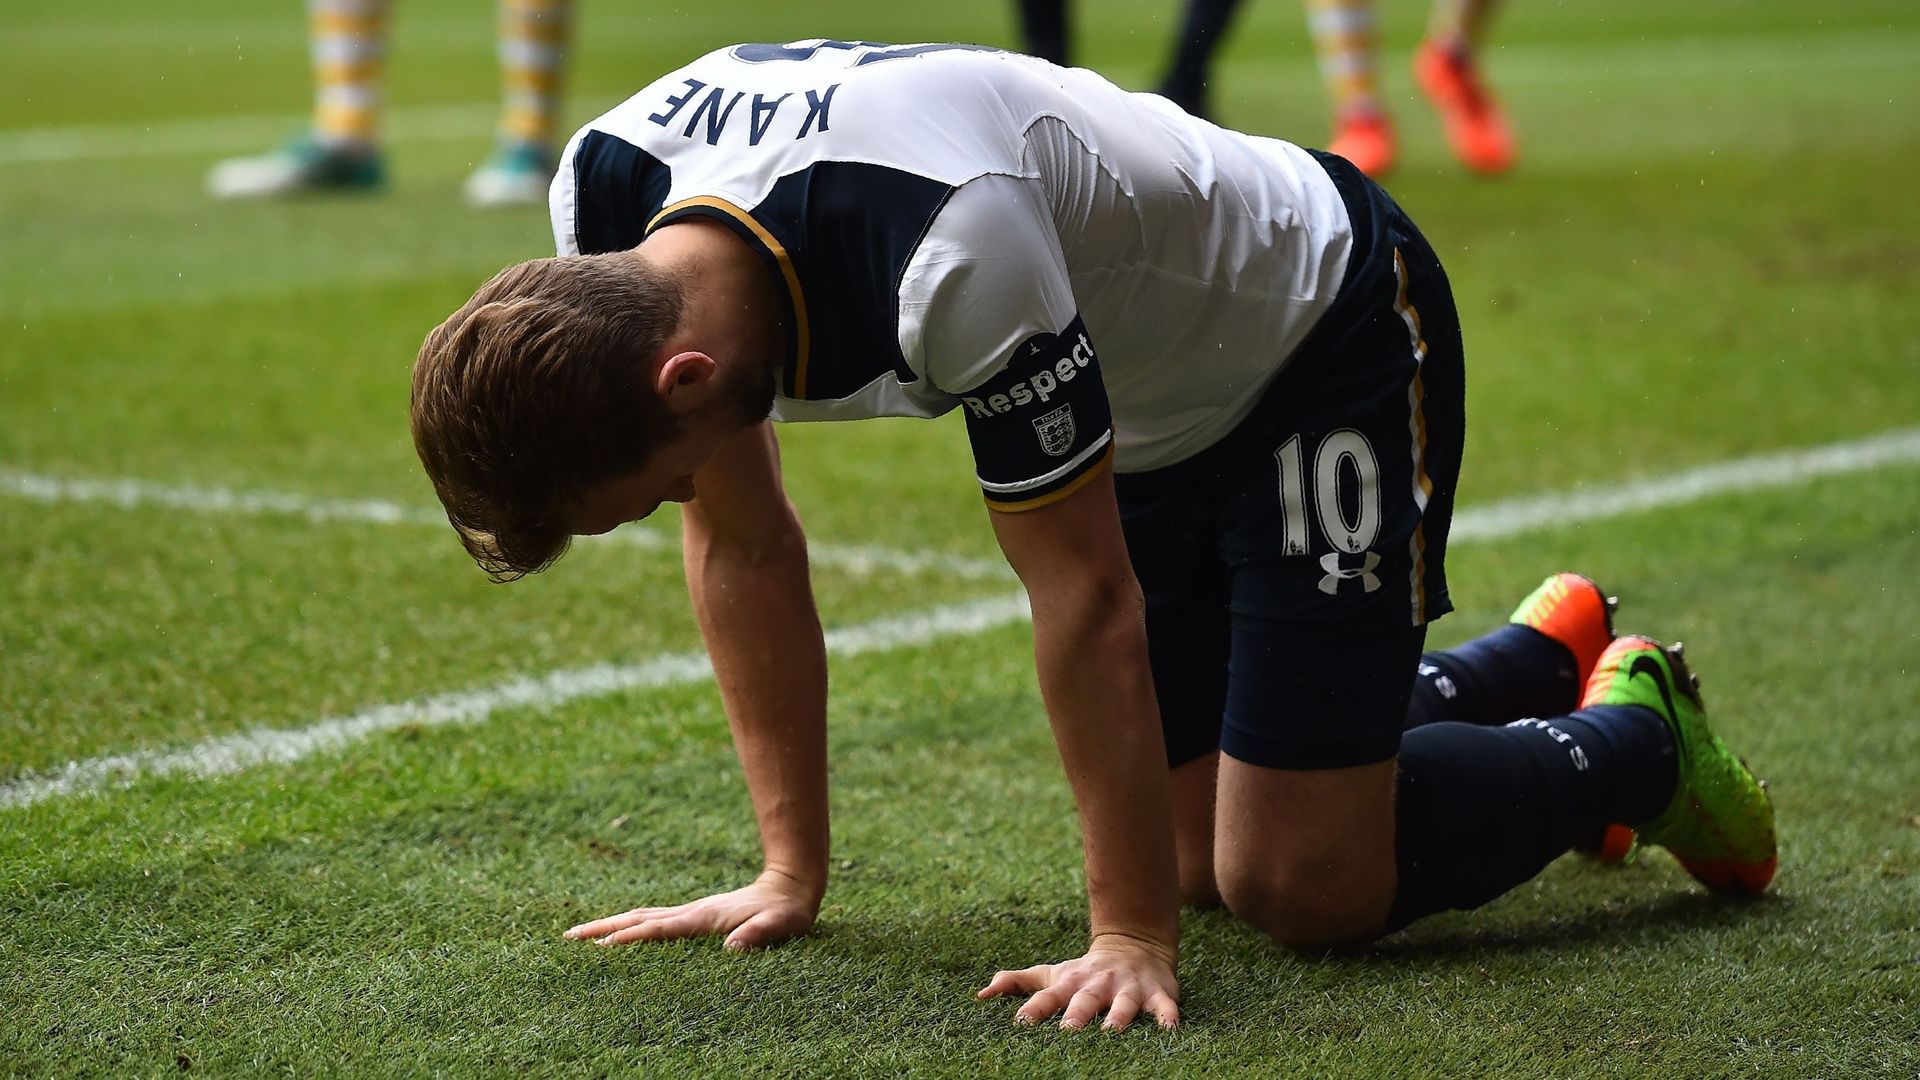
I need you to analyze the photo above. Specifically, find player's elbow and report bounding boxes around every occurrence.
[1028,568,1149,672]
[1035,566,1144,631]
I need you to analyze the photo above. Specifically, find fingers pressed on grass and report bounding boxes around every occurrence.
[1016,986,1072,1026]
[1103,992,1142,1032]
[978,966,1048,1000]
[566,906,674,939]
[564,913,634,939]
[1146,992,1180,1030]
[723,922,776,951]
[601,919,676,945]
[723,909,791,950]
[1059,987,1105,1030]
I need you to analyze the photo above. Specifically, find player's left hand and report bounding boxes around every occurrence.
[976,933,1180,1031]
[561,870,820,951]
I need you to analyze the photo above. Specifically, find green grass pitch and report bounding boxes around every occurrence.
[3,0,1918,1073]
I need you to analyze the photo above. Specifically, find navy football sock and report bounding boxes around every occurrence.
[1018,0,1070,64]
[1404,624,1584,730]
[1384,705,1676,931]
[1159,0,1245,116]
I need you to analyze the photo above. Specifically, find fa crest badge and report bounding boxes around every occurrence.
[1032,405,1076,457]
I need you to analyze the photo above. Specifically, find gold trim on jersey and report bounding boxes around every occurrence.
[983,441,1115,513]
[1392,247,1433,626]
[647,196,814,398]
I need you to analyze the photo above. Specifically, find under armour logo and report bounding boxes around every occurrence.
[1317,551,1381,595]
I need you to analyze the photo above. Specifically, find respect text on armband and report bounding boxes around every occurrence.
[961,329,1097,419]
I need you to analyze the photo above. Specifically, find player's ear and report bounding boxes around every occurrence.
[652,350,719,415]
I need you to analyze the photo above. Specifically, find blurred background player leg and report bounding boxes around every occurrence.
[208,0,390,198]
[1304,0,1395,176]
[1015,0,1246,121]
[1156,0,1247,119]
[464,0,576,207]
[1015,0,1071,65]
[1415,0,1515,173]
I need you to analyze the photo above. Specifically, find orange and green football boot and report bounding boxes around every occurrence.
[1509,572,1639,862]
[1580,636,1778,896]
[1509,572,1617,685]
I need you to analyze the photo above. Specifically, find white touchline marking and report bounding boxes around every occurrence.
[11,425,1920,579]
[3,30,1911,166]
[0,470,431,526]
[0,593,1033,810]
[0,470,1016,583]
[3,425,1918,809]
[0,102,498,166]
[1449,427,1920,541]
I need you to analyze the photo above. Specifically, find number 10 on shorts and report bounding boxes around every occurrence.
[1274,430,1383,556]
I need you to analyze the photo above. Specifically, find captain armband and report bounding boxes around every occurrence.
[958,315,1115,511]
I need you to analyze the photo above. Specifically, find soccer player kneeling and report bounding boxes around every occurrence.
[409,40,1777,1031]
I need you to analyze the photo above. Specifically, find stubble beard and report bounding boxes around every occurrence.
[725,353,778,427]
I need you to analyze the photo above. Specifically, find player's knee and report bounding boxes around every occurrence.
[1215,855,1391,950]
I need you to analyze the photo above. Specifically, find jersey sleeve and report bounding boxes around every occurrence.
[898,173,1114,511]
[549,128,586,256]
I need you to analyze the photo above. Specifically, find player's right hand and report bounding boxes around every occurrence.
[562,869,819,951]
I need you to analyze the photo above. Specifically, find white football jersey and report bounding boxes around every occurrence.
[552,40,1353,507]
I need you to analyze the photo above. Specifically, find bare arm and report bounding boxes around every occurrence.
[976,462,1183,1029]
[683,421,830,902]
[566,421,828,950]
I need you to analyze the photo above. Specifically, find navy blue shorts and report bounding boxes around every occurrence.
[1115,151,1465,771]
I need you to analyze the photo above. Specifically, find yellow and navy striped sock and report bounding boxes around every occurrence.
[494,0,574,153]
[1305,0,1383,120]
[308,0,391,149]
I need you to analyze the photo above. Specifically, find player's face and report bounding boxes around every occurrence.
[566,427,713,533]
[566,352,776,534]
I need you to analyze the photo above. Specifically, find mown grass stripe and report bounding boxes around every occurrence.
[0,593,1032,810]
[0,468,1015,582]
[4,427,1917,811]
[11,425,1920,579]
